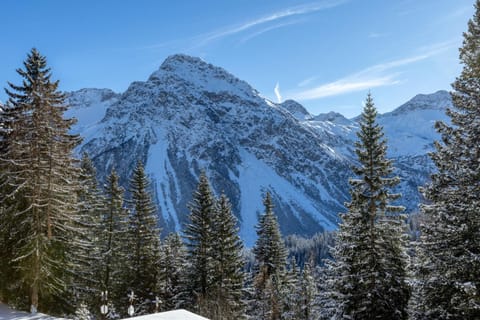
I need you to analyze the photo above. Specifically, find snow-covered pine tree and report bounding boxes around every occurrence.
[412,2,480,318]
[252,192,288,320]
[102,168,130,311]
[73,303,93,320]
[125,160,161,314]
[326,94,409,319]
[158,232,188,311]
[209,193,245,319]
[183,171,217,316]
[0,102,24,304]
[281,258,301,320]
[0,48,84,314]
[296,262,319,320]
[70,153,105,309]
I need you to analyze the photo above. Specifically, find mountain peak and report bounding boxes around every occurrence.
[313,111,351,125]
[160,54,208,71]
[280,100,312,120]
[148,54,258,99]
[386,90,452,116]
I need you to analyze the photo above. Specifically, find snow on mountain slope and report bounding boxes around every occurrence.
[65,88,120,142]
[69,54,351,246]
[378,90,451,157]
[66,54,451,244]
[301,90,451,213]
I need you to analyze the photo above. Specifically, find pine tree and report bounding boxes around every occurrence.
[183,171,217,315]
[158,232,188,311]
[101,168,129,310]
[296,263,319,320]
[281,258,301,320]
[413,1,480,318]
[252,192,288,320]
[125,160,161,314]
[0,48,84,313]
[209,193,245,319]
[71,153,104,308]
[326,94,409,319]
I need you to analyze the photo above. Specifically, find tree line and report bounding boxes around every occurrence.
[1,1,480,319]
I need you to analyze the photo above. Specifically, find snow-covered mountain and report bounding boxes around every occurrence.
[65,54,451,246]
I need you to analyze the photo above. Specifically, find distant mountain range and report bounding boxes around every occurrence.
[65,54,451,246]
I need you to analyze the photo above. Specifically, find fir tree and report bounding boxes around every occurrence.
[125,160,161,314]
[183,171,217,315]
[281,258,301,320]
[101,168,129,311]
[158,232,188,311]
[413,1,480,318]
[0,48,84,314]
[296,263,319,320]
[209,193,245,319]
[71,153,104,308]
[327,94,409,319]
[252,192,288,320]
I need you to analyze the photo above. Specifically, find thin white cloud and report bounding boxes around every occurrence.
[194,0,348,47]
[274,82,282,103]
[292,76,400,100]
[239,19,304,44]
[297,76,319,87]
[288,41,454,101]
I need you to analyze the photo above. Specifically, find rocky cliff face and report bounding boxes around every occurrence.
[66,54,451,246]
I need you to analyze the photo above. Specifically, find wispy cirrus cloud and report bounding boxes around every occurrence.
[288,41,456,101]
[193,0,348,47]
[239,19,305,44]
[290,75,401,100]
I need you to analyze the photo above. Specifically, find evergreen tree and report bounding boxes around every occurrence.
[101,168,129,311]
[158,232,188,311]
[71,153,104,308]
[413,2,480,318]
[281,258,301,320]
[296,263,319,320]
[183,171,216,315]
[326,94,409,319]
[0,48,84,313]
[209,193,245,319]
[252,192,288,320]
[125,160,161,314]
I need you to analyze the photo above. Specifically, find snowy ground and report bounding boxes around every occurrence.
[0,303,209,320]
[0,303,61,320]
[129,310,209,320]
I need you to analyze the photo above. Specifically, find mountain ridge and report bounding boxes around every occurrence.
[65,54,451,246]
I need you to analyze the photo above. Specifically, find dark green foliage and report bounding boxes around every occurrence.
[252,192,288,320]
[295,263,319,320]
[183,171,217,315]
[209,193,245,319]
[0,48,83,314]
[413,1,480,318]
[183,173,246,319]
[327,94,409,320]
[125,160,161,314]
[100,168,130,312]
[71,153,105,308]
[253,192,288,279]
[158,232,188,311]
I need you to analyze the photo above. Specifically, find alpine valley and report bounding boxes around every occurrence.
[65,54,451,246]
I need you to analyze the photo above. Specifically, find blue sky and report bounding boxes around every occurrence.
[0,0,474,117]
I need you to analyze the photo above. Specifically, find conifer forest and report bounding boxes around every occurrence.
[1,1,480,320]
